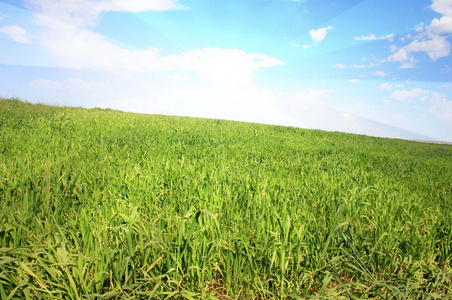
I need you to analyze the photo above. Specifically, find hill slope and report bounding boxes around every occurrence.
[1,98,451,299]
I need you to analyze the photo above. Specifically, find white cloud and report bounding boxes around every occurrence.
[32,16,284,87]
[430,16,452,34]
[378,82,405,90]
[386,48,410,62]
[382,33,395,42]
[290,41,310,50]
[349,78,360,83]
[405,33,451,60]
[284,89,331,111]
[170,48,285,88]
[379,82,405,90]
[171,72,188,81]
[388,84,452,124]
[384,0,452,67]
[333,63,345,69]
[26,0,183,28]
[0,25,32,43]
[352,63,366,68]
[391,88,432,101]
[385,46,419,68]
[431,0,452,18]
[309,26,333,43]
[375,71,388,77]
[400,61,417,69]
[289,41,302,48]
[354,33,394,42]
[379,82,393,90]
[429,95,452,124]
[24,0,284,89]
[354,33,376,41]
[37,23,162,71]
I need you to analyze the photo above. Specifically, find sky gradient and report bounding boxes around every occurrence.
[1,0,451,141]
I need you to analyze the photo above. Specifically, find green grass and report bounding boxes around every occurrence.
[0,97,451,299]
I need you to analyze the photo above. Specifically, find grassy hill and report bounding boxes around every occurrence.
[1,98,451,299]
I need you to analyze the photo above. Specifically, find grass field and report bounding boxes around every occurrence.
[1,98,451,299]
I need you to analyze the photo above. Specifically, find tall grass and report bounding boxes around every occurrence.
[1,98,451,299]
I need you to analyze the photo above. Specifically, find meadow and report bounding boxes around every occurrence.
[0,98,451,299]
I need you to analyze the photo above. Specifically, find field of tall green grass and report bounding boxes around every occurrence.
[1,98,451,299]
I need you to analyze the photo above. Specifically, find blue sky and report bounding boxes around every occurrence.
[1,0,451,141]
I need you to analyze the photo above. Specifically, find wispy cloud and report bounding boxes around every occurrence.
[333,63,345,69]
[354,33,376,41]
[26,0,185,28]
[382,33,395,42]
[331,63,377,69]
[379,82,393,90]
[352,63,366,68]
[289,41,302,48]
[390,87,452,124]
[0,25,32,43]
[354,33,394,42]
[379,82,404,90]
[375,71,388,77]
[391,88,436,101]
[290,41,312,51]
